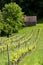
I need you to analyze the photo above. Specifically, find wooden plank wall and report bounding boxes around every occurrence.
[24,16,37,26]
[25,16,37,22]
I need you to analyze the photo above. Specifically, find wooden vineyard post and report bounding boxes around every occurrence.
[18,40,20,48]
[7,44,10,65]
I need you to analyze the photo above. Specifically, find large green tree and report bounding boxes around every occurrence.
[0,2,24,36]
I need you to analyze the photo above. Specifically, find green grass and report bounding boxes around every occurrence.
[0,52,8,65]
[0,23,43,65]
[0,26,33,65]
[19,25,43,65]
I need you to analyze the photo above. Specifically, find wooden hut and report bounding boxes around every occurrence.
[24,16,37,26]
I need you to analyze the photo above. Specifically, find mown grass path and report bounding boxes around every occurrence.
[19,29,43,65]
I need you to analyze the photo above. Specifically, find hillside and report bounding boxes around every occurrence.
[0,23,43,65]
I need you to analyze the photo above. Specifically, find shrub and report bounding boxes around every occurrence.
[0,2,24,36]
[0,11,4,35]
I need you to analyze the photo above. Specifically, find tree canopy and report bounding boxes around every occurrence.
[0,2,24,36]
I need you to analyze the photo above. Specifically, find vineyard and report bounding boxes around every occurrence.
[0,24,43,65]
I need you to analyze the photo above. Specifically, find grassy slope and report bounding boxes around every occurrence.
[19,24,43,65]
[0,23,43,65]
[0,25,33,65]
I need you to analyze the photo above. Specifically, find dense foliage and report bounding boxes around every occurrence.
[0,0,43,18]
[0,2,24,36]
[0,11,4,36]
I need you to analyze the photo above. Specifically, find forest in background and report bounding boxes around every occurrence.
[0,0,43,18]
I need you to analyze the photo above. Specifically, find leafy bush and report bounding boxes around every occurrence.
[0,11,4,35]
[0,2,24,36]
